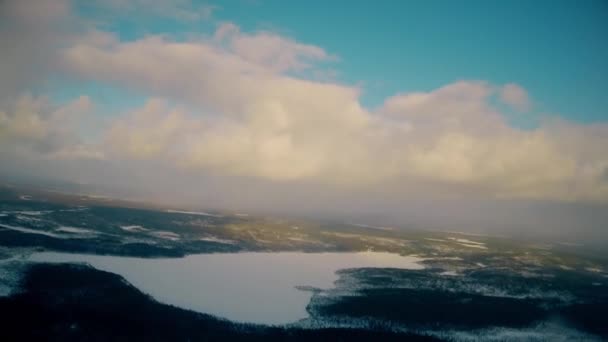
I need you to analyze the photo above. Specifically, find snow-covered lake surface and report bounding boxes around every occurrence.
[28,251,424,324]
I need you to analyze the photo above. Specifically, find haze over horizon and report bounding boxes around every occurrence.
[1,0,607,242]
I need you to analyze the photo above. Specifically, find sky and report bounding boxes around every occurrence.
[1,0,607,242]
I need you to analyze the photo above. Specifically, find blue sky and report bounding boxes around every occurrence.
[226,0,608,122]
[69,0,608,124]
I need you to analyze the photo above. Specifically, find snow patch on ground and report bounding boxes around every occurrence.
[0,223,64,238]
[120,225,149,232]
[287,236,312,242]
[429,256,463,261]
[460,243,488,249]
[150,231,180,241]
[425,238,448,242]
[11,210,53,216]
[429,321,603,342]
[0,223,97,239]
[55,226,96,235]
[15,215,42,222]
[448,237,488,250]
[199,236,237,245]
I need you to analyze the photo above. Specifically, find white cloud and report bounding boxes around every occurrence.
[0,0,78,104]
[500,83,531,111]
[214,22,334,72]
[0,94,102,160]
[1,4,607,203]
[104,98,202,160]
[379,83,608,201]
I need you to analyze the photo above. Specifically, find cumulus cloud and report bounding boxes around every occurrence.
[1,1,607,204]
[0,94,102,160]
[104,99,202,160]
[0,0,77,104]
[214,22,334,72]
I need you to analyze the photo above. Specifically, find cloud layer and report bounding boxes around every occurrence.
[1,0,608,204]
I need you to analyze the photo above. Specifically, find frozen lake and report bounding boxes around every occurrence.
[28,251,424,324]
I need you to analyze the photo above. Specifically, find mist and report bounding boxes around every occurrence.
[2,156,606,247]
